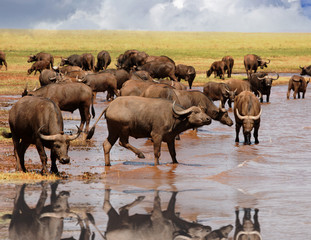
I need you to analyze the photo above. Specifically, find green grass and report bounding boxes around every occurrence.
[1,29,311,74]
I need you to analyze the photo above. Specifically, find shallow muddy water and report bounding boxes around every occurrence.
[1,85,311,239]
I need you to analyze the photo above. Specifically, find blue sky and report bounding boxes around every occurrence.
[1,0,311,32]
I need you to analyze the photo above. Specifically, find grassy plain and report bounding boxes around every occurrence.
[1,29,311,90]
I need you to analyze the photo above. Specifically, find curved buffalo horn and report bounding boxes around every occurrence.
[235,231,262,240]
[257,75,267,80]
[152,79,160,83]
[271,72,279,80]
[299,65,304,69]
[172,101,195,116]
[249,108,262,120]
[234,88,237,94]
[38,126,80,141]
[266,59,270,64]
[257,90,262,100]
[49,76,56,81]
[236,108,247,120]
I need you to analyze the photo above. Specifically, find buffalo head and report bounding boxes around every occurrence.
[38,126,80,164]
[236,108,262,145]
[257,72,279,87]
[173,102,212,127]
[258,58,270,69]
[299,65,311,76]
[60,57,68,66]
[27,55,36,63]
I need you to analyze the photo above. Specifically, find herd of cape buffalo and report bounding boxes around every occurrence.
[0,49,311,174]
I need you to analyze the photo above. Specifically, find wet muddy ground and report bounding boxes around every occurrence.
[1,85,311,239]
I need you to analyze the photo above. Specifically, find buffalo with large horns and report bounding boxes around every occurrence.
[88,96,211,165]
[234,91,262,145]
[2,96,80,173]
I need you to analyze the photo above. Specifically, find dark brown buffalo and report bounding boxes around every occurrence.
[173,90,233,126]
[116,50,149,71]
[0,50,8,70]
[102,189,232,240]
[287,75,310,99]
[299,65,311,76]
[27,60,50,75]
[234,91,262,145]
[2,96,79,173]
[90,96,211,165]
[60,54,83,68]
[81,53,95,71]
[224,79,251,108]
[222,56,234,77]
[4,183,77,240]
[137,61,178,81]
[244,54,270,78]
[203,81,236,108]
[175,64,196,89]
[79,72,119,101]
[120,79,154,96]
[129,70,154,81]
[234,208,262,240]
[39,69,64,86]
[27,52,54,68]
[249,72,279,102]
[22,82,95,138]
[95,50,111,71]
[206,61,227,80]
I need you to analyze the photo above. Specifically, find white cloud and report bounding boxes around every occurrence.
[32,0,311,32]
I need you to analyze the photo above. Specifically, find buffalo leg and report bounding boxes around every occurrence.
[254,123,260,144]
[119,135,145,159]
[18,140,30,172]
[253,208,261,233]
[50,151,59,174]
[103,135,119,166]
[235,123,241,143]
[298,92,301,99]
[35,140,48,174]
[167,139,178,164]
[12,135,27,172]
[151,133,162,165]
[303,91,306,98]
[286,88,291,99]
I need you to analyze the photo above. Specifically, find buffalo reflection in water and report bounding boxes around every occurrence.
[234,207,262,240]
[103,190,233,240]
[2,182,94,240]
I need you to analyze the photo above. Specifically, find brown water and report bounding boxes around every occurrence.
[1,85,311,239]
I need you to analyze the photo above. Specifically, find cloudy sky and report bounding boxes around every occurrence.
[1,0,311,32]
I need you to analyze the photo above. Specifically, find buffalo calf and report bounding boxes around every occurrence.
[27,60,50,75]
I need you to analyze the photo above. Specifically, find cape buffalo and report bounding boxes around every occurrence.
[206,61,227,80]
[203,81,236,108]
[175,64,196,89]
[137,61,178,81]
[4,182,82,240]
[116,50,149,71]
[249,72,279,102]
[300,65,311,76]
[28,52,54,68]
[287,75,310,99]
[96,50,111,71]
[234,208,262,240]
[234,91,262,145]
[39,69,64,86]
[27,60,50,75]
[60,54,83,68]
[89,96,211,165]
[222,56,234,78]
[244,54,270,79]
[22,82,95,138]
[79,72,119,101]
[2,96,80,173]
[102,189,232,240]
[0,50,8,70]
[146,55,176,65]
[81,53,95,71]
